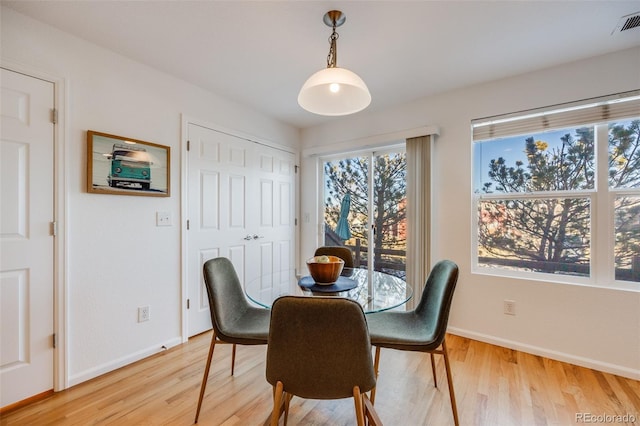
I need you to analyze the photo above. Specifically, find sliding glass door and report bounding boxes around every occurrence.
[322,147,407,278]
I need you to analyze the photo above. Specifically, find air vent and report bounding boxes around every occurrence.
[612,11,640,34]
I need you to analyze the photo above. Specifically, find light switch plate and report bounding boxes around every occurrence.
[156,211,171,226]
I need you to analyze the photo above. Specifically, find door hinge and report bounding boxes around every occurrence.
[187,220,190,230]
[295,165,299,174]
[52,333,57,349]
[50,221,57,236]
[187,299,190,309]
[51,108,58,124]
[187,140,190,151]
[295,218,298,226]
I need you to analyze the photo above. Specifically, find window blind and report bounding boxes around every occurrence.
[472,90,640,142]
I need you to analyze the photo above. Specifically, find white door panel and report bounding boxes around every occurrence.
[186,123,295,336]
[1,68,55,407]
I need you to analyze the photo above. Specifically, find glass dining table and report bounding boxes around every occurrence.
[244,267,413,313]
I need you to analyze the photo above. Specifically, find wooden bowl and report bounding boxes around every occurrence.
[306,255,345,284]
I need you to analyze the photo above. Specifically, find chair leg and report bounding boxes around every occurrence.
[370,346,381,404]
[441,339,460,426]
[283,392,293,425]
[271,381,285,426]
[231,343,237,375]
[363,393,383,426]
[353,386,365,426]
[194,332,218,423]
[430,353,438,388]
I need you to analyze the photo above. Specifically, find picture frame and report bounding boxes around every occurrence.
[87,130,170,197]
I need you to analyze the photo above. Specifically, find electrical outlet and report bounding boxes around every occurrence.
[504,300,516,316]
[138,306,150,322]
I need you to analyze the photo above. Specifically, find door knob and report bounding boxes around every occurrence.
[253,235,264,239]
[243,235,253,241]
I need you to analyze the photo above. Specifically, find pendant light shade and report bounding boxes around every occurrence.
[298,10,371,116]
[298,67,371,116]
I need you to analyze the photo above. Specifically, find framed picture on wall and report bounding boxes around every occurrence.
[87,130,170,197]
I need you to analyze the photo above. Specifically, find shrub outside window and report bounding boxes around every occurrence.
[472,92,640,285]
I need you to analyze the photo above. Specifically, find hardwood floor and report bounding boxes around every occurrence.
[2,332,638,425]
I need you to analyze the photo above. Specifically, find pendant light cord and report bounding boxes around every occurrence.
[326,25,339,68]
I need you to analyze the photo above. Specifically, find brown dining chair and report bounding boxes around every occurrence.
[194,257,271,423]
[314,245,354,268]
[366,259,460,426]
[266,296,382,426]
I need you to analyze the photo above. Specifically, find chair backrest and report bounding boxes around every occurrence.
[314,246,354,268]
[266,296,376,400]
[414,260,459,347]
[203,257,253,341]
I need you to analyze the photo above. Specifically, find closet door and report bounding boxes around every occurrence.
[186,123,295,336]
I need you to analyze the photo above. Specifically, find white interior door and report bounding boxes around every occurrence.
[0,68,55,407]
[186,123,295,337]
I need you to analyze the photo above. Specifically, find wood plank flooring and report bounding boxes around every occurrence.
[2,333,638,425]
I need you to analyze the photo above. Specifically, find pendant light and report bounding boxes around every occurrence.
[298,10,371,116]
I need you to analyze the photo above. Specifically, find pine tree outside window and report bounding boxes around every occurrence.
[322,147,407,279]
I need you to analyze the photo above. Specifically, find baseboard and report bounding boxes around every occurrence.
[68,337,182,387]
[447,327,640,380]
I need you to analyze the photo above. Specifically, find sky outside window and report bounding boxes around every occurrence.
[473,128,591,193]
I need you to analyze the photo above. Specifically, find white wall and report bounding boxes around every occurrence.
[300,47,640,379]
[1,7,299,386]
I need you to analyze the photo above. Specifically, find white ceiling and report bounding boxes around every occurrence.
[4,1,640,129]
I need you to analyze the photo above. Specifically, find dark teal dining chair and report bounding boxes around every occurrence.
[314,245,355,268]
[266,296,382,426]
[366,259,460,426]
[194,257,271,423]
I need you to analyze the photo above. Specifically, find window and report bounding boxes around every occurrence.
[611,120,640,281]
[472,91,640,285]
[322,148,407,278]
